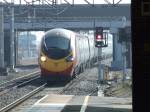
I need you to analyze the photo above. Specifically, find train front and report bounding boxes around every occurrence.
[39,29,74,81]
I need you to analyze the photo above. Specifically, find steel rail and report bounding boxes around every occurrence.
[0,83,46,112]
[0,71,40,87]
[0,75,40,96]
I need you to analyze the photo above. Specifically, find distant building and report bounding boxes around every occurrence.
[18,32,37,59]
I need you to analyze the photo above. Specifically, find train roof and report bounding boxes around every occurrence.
[44,28,74,39]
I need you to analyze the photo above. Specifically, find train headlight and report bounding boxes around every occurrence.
[41,56,47,62]
[66,54,74,62]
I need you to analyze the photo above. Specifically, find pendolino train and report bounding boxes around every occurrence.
[39,28,98,82]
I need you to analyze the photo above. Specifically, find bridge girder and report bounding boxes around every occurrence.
[4,20,130,31]
[2,4,130,30]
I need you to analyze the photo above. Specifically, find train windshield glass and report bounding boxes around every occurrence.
[44,36,70,50]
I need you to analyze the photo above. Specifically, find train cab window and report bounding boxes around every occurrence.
[44,36,70,50]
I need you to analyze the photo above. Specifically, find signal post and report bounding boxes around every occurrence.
[95,27,108,96]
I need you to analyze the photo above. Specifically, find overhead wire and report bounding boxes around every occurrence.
[116,0,122,4]
[2,0,9,4]
[44,0,57,8]
[54,5,70,15]
[35,0,70,16]
[2,0,124,24]
[84,0,91,5]
[104,0,123,5]
[23,0,40,4]
[64,0,71,4]
[103,0,111,4]
[3,0,54,17]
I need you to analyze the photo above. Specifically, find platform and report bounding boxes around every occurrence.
[25,94,132,112]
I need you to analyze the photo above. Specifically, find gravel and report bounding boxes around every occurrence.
[61,67,99,96]
[0,65,39,84]
[0,77,44,109]
[61,64,132,98]
[104,81,132,98]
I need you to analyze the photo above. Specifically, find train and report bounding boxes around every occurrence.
[38,28,98,82]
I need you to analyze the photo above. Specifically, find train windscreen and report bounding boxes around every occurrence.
[43,36,70,59]
[45,36,70,50]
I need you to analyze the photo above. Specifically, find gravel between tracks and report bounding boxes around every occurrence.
[61,65,132,98]
[62,67,99,96]
[0,65,39,84]
[0,77,44,109]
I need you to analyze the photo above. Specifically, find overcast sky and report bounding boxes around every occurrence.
[1,0,131,4]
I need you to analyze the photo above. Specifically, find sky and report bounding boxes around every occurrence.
[1,0,131,4]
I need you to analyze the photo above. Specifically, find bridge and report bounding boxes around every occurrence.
[2,4,130,30]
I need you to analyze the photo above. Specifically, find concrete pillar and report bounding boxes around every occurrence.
[129,41,132,68]
[0,8,8,75]
[9,6,16,72]
[122,41,127,81]
[110,28,123,70]
[15,30,19,66]
[4,30,10,67]
[0,7,5,69]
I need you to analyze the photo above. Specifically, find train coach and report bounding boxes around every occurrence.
[39,28,98,82]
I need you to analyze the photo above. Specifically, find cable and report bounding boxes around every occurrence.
[35,0,70,16]
[4,0,121,20]
[44,0,57,8]
[64,0,70,4]
[2,0,9,4]
[23,0,40,4]
[104,0,112,4]
[116,0,122,4]
[54,5,70,15]
[104,0,123,5]
[84,0,91,5]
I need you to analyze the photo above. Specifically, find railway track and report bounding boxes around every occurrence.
[0,65,109,112]
[0,80,72,112]
[0,71,45,112]
[0,71,40,96]
[0,71,88,112]
[0,71,40,88]
[0,83,46,112]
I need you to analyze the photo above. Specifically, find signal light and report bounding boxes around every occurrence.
[95,27,103,47]
[95,27,108,47]
[96,34,102,41]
